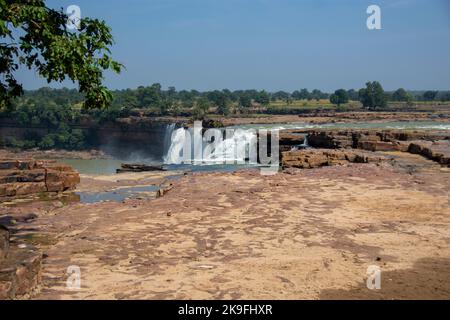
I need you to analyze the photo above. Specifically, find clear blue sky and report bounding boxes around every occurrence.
[16,0,450,92]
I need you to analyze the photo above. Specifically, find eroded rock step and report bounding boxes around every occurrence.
[282,149,388,169]
[280,129,450,167]
[0,159,80,198]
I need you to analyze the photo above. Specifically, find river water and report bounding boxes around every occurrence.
[58,120,450,175]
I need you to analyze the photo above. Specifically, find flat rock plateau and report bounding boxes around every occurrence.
[1,126,450,299]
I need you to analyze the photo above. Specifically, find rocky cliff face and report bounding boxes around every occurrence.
[0,118,172,160]
[0,159,80,198]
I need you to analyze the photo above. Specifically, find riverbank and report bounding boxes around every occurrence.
[1,112,449,162]
[132,111,450,127]
[1,152,448,299]
[0,149,108,160]
[1,136,449,299]
[1,118,450,299]
[217,111,450,126]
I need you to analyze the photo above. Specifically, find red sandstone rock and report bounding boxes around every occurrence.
[0,159,80,198]
[408,140,450,166]
[0,246,42,299]
[280,129,449,166]
[281,149,386,169]
[304,130,447,150]
[357,141,400,152]
[0,225,9,260]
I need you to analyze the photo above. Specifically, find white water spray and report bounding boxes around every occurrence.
[163,126,258,165]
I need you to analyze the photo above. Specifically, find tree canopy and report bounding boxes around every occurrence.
[329,89,349,106]
[0,0,122,110]
[423,90,438,101]
[359,81,387,110]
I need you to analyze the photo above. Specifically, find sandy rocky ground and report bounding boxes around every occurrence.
[2,150,449,299]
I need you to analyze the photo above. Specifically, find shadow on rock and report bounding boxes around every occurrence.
[319,257,450,300]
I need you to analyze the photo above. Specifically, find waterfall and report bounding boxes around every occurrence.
[290,135,309,151]
[163,125,257,165]
[300,135,309,148]
[203,129,257,163]
[163,123,177,155]
[164,127,187,164]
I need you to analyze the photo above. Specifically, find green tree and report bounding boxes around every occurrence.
[207,91,230,115]
[423,90,438,101]
[311,89,323,101]
[239,94,252,109]
[254,90,270,106]
[0,0,122,110]
[291,90,301,100]
[346,89,359,101]
[439,92,450,102]
[291,88,310,100]
[329,89,349,106]
[272,91,290,101]
[191,97,210,119]
[392,88,409,101]
[137,83,163,108]
[300,89,310,100]
[198,97,210,112]
[359,81,387,110]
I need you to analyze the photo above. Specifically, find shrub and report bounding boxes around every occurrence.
[38,135,55,149]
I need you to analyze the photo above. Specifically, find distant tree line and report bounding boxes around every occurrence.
[329,82,450,110]
[2,86,331,119]
[2,84,450,124]
[1,83,449,150]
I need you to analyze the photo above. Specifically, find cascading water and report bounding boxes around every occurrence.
[163,123,177,155]
[203,129,257,164]
[300,135,309,148]
[290,134,309,151]
[164,127,188,164]
[163,126,258,165]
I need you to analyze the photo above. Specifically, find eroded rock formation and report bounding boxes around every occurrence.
[282,149,387,169]
[0,159,80,198]
[279,129,450,167]
[306,130,445,150]
[408,140,450,165]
